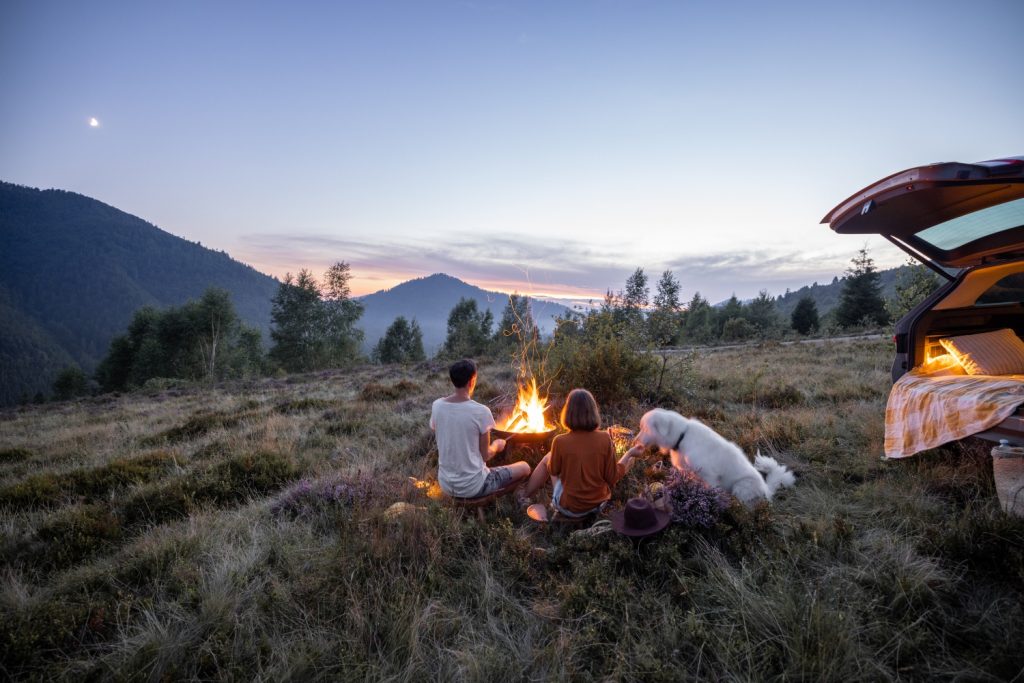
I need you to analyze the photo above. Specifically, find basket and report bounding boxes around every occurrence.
[991,442,1024,517]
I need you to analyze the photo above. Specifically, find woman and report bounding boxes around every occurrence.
[522,388,643,517]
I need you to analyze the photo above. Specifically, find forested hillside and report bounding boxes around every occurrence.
[773,264,919,318]
[0,182,278,404]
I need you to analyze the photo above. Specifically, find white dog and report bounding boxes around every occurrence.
[637,408,795,506]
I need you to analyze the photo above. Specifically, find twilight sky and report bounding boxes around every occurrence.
[2,0,1022,304]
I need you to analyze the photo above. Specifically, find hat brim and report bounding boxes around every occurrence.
[609,508,671,537]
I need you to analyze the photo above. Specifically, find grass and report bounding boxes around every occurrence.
[0,343,1022,680]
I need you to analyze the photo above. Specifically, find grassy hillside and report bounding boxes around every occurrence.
[1,340,1021,680]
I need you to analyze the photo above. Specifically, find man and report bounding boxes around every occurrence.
[430,359,530,497]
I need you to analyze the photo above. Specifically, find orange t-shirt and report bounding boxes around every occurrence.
[548,430,625,513]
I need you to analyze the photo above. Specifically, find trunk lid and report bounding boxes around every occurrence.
[822,157,1024,271]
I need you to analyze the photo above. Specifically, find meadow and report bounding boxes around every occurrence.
[1,339,1022,681]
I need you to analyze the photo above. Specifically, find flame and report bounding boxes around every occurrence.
[500,378,555,433]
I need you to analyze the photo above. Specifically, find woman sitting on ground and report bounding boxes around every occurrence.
[521,388,643,518]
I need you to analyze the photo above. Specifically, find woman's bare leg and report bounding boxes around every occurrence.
[523,453,551,498]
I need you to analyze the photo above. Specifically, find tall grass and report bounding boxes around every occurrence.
[0,344,1022,680]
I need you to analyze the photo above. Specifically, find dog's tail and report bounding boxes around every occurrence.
[753,450,796,497]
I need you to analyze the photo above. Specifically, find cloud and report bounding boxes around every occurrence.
[232,231,872,304]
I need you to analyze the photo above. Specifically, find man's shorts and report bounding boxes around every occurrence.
[474,465,519,497]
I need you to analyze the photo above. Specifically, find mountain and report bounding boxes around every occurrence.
[773,264,920,318]
[358,273,575,353]
[0,181,279,404]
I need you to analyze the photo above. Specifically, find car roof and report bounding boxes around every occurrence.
[822,157,1024,269]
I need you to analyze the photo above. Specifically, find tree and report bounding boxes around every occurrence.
[442,298,493,359]
[374,316,426,364]
[615,268,649,328]
[96,288,263,391]
[648,270,682,347]
[493,293,538,354]
[53,365,88,400]
[682,292,715,343]
[191,288,238,378]
[745,290,780,336]
[716,294,744,337]
[790,296,820,335]
[321,262,365,365]
[268,270,324,372]
[268,263,364,372]
[835,247,889,328]
[888,261,940,320]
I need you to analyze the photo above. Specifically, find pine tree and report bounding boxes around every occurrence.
[835,248,890,328]
[744,290,780,336]
[790,296,820,335]
[442,298,494,359]
[374,316,426,364]
[52,365,88,400]
[683,292,715,343]
[888,261,940,320]
[648,270,682,347]
[493,293,538,354]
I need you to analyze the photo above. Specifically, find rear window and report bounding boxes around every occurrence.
[915,197,1024,250]
[977,272,1024,305]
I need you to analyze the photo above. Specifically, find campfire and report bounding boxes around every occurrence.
[500,378,556,434]
[492,378,557,447]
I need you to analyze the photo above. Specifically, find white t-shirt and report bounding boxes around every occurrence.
[430,398,496,497]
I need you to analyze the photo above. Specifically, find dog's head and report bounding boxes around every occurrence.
[637,408,689,454]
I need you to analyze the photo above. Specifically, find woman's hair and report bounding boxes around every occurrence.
[560,388,601,431]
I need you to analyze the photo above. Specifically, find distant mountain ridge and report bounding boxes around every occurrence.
[0,181,279,404]
[772,264,919,318]
[358,273,574,353]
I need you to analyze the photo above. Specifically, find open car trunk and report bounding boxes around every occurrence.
[823,156,1024,447]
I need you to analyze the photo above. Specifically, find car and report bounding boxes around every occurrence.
[822,156,1024,445]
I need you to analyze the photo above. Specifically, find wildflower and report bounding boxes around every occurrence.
[662,468,729,528]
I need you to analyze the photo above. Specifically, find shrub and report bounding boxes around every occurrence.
[270,474,373,516]
[0,473,62,508]
[0,447,32,463]
[273,397,333,414]
[360,379,420,401]
[548,311,659,406]
[33,504,123,569]
[141,408,259,445]
[663,468,730,528]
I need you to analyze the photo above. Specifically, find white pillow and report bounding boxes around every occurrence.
[938,328,1024,376]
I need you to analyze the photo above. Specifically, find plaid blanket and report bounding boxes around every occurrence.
[884,370,1024,458]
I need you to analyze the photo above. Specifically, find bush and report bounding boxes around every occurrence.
[0,447,32,463]
[548,311,658,406]
[33,504,123,569]
[360,379,421,401]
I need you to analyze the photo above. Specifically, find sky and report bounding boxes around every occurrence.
[2,0,1023,305]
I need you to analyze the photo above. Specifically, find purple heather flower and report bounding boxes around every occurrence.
[663,469,730,528]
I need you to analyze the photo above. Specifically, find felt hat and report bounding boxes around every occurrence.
[609,497,671,537]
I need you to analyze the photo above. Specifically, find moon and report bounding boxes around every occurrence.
[89,117,100,127]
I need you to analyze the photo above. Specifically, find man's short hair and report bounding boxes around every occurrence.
[449,359,477,388]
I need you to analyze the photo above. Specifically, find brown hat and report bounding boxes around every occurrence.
[609,498,671,537]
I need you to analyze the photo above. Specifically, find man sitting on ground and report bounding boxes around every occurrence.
[430,359,531,498]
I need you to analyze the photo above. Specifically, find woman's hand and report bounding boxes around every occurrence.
[625,444,645,459]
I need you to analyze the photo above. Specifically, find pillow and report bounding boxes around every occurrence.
[938,328,1024,375]
[916,353,966,377]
